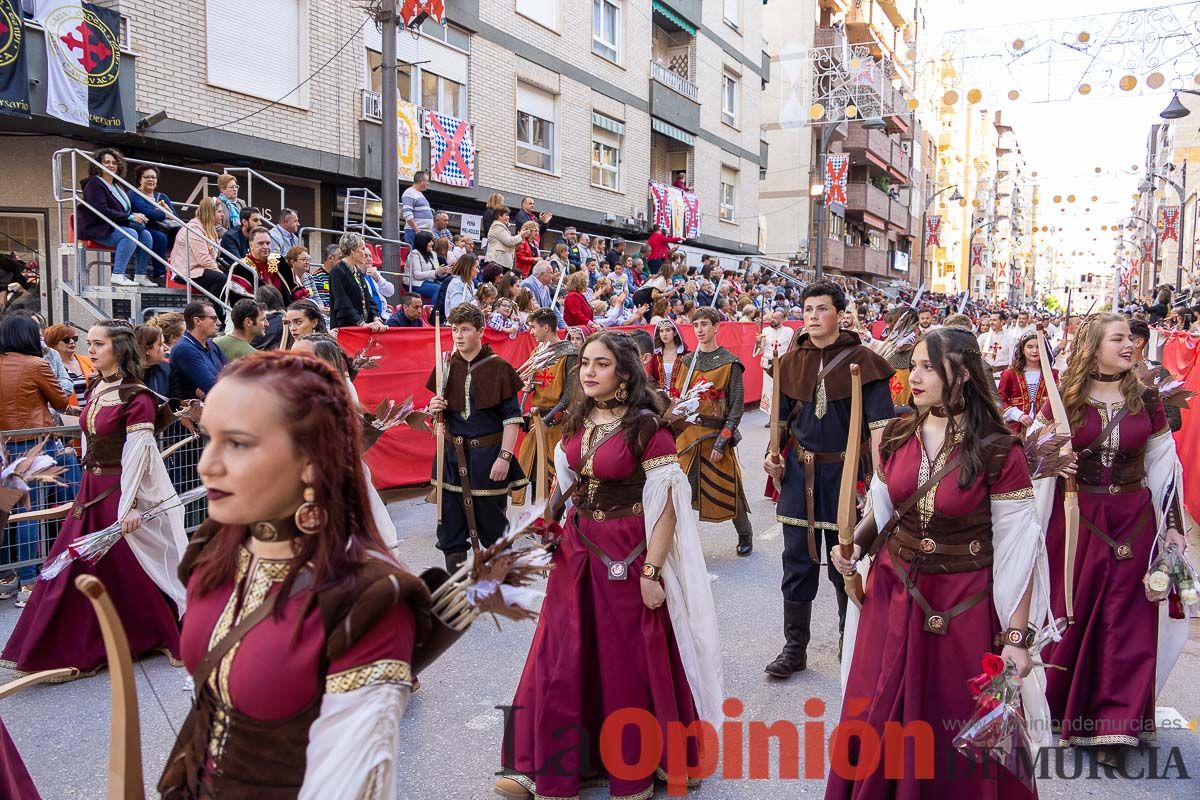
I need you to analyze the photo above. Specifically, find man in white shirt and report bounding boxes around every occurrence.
[753,310,795,424]
[916,307,939,336]
[1010,310,1035,340]
[977,311,1015,377]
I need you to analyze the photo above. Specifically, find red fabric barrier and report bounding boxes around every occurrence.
[338,322,775,489]
[1163,332,1200,523]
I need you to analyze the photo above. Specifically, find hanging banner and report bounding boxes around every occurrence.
[423,109,475,187]
[1159,206,1181,242]
[29,0,125,131]
[1144,238,1155,263]
[969,243,984,267]
[647,180,701,239]
[925,215,942,247]
[823,154,849,206]
[396,99,421,181]
[0,0,30,118]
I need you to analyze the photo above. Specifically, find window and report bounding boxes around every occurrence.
[720,166,738,222]
[592,115,622,190]
[422,72,465,118]
[723,0,740,29]
[868,230,886,251]
[722,71,739,127]
[517,84,556,173]
[826,209,844,239]
[516,0,558,28]
[593,0,620,62]
[367,51,412,103]
[206,0,307,107]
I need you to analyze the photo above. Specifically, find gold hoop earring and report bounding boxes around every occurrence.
[615,382,629,403]
[294,485,327,534]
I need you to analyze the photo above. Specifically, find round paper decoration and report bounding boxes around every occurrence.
[810,104,826,120]
[1120,75,1138,91]
[908,98,920,110]
[967,88,983,104]
[1013,38,1025,50]
[943,90,959,105]
[1147,72,1166,89]
[846,104,859,118]
[1008,89,1020,101]
[1053,195,1063,203]
[1078,32,1091,43]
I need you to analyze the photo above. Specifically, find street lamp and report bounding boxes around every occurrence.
[916,185,962,289]
[1141,167,1188,288]
[1158,89,1200,120]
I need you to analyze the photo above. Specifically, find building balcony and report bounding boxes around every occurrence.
[651,0,702,31]
[845,182,891,222]
[814,25,847,55]
[844,124,892,167]
[650,60,699,103]
[845,244,889,276]
[822,236,845,271]
[889,198,909,229]
[889,140,911,182]
[649,70,700,135]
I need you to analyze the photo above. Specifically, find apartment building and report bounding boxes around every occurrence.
[0,0,770,319]
[760,0,922,288]
[1135,103,1200,296]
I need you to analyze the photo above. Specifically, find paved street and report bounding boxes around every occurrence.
[1,410,1198,798]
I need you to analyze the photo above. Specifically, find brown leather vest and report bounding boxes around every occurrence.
[887,499,994,574]
[1076,447,1145,488]
[81,427,126,470]
[573,472,644,512]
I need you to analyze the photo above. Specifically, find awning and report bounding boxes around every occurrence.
[652,117,695,146]
[592,112,625,136]
[652,1,698,36]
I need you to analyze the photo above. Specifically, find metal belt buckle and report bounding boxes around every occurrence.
[632,502,644,515]
[453,436,463,444]
[919,537,936,554]
[608,561,627,580]
[470,439,480,447]
[458,467,467,476]
[92,465,103,475]
[1115,543,1132,559]
[592,509,606,521]
[969,540,983,556]
[804,453,814,464]
[924,614,948,635]
[1108,484,1120,495]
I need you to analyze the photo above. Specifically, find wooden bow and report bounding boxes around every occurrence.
[75,574,142,799]
[434,317,446,523]
[1036,331,1077,624]
[768,352,783,458]
[838,363,865,606]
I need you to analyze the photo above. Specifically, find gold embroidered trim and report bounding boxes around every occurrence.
[868,417,895,430]
[125,422,154,433]
[777,515,838,530]
[503,416,525,427]
[1063,732,1154,747]
[325,659,413,693]
[991,487,1034,501]
[430,479,529,496]
[1149,426,1171,441]
[642,454,678,471]
[875,466,887,484]
[581,418,622,477]
[1092,402,1122,469]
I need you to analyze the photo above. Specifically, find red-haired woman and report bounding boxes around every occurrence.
[158,351,439,798]
[1037,314,1189,766]
[1,321,187,675]
[998,332,1053,434]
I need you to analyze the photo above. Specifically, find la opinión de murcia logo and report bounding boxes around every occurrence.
[45,5,119,88]
[0,2,21,70]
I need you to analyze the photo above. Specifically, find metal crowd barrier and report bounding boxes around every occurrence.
[0,423,208,577]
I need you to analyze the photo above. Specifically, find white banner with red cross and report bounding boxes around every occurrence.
[925,215,942,247]
[970,243,984,267]
[823,154,849,206]
[1159,206,1181,242]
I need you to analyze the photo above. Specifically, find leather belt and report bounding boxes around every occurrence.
[1081,504,1153,560]
[895,558,992,636]
[82,463,121,476]
[1076,481,1143,495]
[573,502,644,522]
[573,524,646,580]
[448,431,506,551]
[791,439,848,563]
[695,415,725,429]
[892,528,988,558]
[71,483,118,519]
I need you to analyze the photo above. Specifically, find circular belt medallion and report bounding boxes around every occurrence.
[633,502,644,515]
[927,614,946,631]
[969,540,983,556]
[609,562,625,578]
[919,537,936,554]
[592,509,606,521]
[454,436,463,444]
[1116,543,1132,558]
[92,465,103,475]
[470,439,480,447]
[458,467,467,476]
[1108,485,1119,495]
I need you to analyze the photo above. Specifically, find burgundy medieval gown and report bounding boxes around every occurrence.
[827,425,1039,800]
[501,419,700,800]
[1040,396,1175,747]
[0,717,39,800]
[1,392,181,676]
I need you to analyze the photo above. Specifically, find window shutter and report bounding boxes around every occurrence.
[206,0,307,106]
[517,84,556,121]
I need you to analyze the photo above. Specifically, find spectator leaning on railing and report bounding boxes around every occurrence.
[0,313,77,602]
[77,148,155,288]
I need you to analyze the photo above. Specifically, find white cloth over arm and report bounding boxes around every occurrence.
[299,684,411,800]
[552,444,725,726]
[119,428,188,616]
[1145,427,1190,694]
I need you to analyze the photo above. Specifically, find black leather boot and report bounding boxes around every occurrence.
[736,532,753,556]
[444,550,468,575]
[764,600,812,678]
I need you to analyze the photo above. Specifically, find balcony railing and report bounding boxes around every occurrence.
[650,60,700,102]
[846,182,891,220]
[362,89,383,122]
[845,244,889,276]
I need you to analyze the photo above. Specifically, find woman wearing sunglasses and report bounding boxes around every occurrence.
[44,324,93,408]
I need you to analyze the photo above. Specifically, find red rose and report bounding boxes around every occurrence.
[982,653,1006,678]
[968,673,991,698]
[980,695,1000,713]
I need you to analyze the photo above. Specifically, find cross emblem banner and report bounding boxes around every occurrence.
[1159,206,1181,242]
[925,216,942,247]
[824,154,849,206]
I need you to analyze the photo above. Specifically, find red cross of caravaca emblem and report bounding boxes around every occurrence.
[533,368,555,388]
[428,114,471,178]
[0,18,9,37]
[61,19,111,73]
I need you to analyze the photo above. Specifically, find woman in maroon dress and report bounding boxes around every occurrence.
[829,327,1051,799]
[998,332,1053,435]
[158,351,437,799]
[1038,313,1188,765]
[496,331,723,800]
[1,320,186,678]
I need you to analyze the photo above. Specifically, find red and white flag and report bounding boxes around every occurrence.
[925,215,942,247]
[824,154,849,206]
[1159,206,1181,242]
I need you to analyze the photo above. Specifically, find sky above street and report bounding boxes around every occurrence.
[922,0,1200,276]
